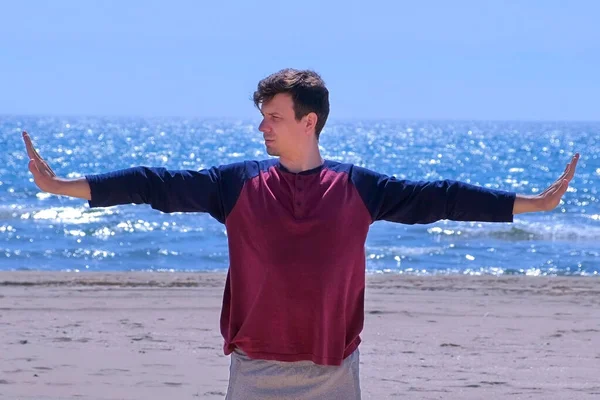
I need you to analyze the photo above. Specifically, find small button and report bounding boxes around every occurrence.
[296,202,302,206]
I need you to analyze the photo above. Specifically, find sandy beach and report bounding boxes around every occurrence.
[1,272,599,400]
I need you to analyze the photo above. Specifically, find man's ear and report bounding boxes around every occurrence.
[304,112,318,134]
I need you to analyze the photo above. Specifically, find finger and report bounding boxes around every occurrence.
[28,159,40,175]
[31,139,45,161]
[544,181,568,210]
[541,176,563,196]
[23,131,46,163]
[541,154,578,197]
[23,132,40,161]
[551,180,569,201]
[559,179,569,197]
[40,159,57,177]
[558,159,573,181]
[556,154,577,184]
[33,157,54,177]
[554,178,569,194]
[32,144,44,161]
[565,153,579,181]
[23,132,56,177]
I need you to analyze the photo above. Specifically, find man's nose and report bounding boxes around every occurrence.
[258,119,270,133]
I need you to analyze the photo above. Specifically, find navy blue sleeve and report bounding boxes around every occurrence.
[349,165,516,224]
[85,162,248,224]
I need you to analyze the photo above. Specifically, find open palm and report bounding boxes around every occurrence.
[23,131,58,193]
[537,153,579,211]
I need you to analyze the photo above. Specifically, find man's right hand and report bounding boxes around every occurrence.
[23,131,59,193]
[23,131,92,200]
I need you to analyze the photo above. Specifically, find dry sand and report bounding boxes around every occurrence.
[1,272,599,399]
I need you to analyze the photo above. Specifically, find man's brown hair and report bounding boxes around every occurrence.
[253,69,330,139]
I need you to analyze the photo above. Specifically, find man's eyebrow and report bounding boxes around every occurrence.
[261,111,282,117]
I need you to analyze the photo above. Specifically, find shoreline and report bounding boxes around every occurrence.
[1,270,599,293]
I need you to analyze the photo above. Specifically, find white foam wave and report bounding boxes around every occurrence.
[28,206,115,224]
[366,245,446,258]
[426,219,600,241]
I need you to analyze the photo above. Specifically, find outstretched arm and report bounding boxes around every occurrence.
[513,153,579,214]
[350,153,580,225]
[23,131,227,221]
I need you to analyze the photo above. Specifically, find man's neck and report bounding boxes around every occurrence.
[278,147,323,173]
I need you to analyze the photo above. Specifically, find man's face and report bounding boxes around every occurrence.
[258,93,306,157]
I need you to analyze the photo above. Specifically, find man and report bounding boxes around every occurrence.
[24,68,579,399]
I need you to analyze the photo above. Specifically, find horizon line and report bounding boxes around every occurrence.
[1,113,599,125]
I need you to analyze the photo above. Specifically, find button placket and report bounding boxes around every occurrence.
[295,175,304,212]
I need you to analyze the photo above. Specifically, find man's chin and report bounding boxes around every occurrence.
[266,147,279,156]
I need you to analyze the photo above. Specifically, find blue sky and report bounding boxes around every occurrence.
[1,0,598,120]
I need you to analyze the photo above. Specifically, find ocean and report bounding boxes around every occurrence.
[1,116,599,275]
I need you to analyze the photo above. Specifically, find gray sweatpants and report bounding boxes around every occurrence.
[225,349,361,400]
